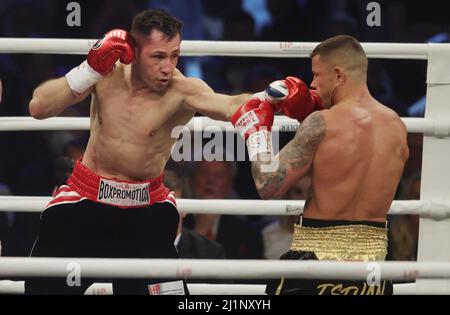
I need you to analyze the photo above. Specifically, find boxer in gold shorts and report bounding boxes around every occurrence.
[231,35,409,295]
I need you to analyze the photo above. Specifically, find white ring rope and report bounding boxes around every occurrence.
[0,197,441,217]
[0,117,440,135]
[0,38,448,295]
[1,38,447,59]
[0,257,447,281]
[0,280,419,295]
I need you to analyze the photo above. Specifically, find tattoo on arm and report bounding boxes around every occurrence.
[252,155,287,197]
[252,112,326,198]
[285,111,326,168]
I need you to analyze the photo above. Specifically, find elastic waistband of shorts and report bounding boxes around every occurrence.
[66,160,170,208]
[300,216,387,228]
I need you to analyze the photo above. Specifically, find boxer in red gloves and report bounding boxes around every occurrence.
[265,76,323,121]
[26,9,251,295]
[233,35,409,295]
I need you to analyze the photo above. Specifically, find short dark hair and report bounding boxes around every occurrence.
[311,35,368,78]
[130,9,183,40]
[311,35,365,59]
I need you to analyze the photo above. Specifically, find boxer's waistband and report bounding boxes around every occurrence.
[290,217,388,261]
[67,160,171,208]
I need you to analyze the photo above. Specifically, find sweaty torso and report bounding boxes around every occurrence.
[82,64,194,180]
[304,99,408,222]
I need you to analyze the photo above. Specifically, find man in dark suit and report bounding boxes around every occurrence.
[164,169,227,260]
[188,160,264,260]
[165,170,230,284]
[177,220,226,260]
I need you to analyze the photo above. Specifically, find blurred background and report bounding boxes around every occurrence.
[0,0,446,261]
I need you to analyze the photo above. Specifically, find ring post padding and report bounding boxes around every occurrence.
[416,43,450,294]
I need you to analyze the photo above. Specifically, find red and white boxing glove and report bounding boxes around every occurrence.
[231,98,274,160]
[65,29,135,95]
[265,76,323,122]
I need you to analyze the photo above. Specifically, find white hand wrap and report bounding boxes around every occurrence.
[65,60,102,95]
[246,129,272,161]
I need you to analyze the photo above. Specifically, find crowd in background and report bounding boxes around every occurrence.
[1,0,447,264]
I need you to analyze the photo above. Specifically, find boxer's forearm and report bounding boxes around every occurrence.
[226,93,253,120]
[251,113,324,199]
[252,153,288,199]
[29,77,91,119]
[215,93,253,121]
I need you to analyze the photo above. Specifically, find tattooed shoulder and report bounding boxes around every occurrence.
[282,111,327,169]
[251,111,326,199]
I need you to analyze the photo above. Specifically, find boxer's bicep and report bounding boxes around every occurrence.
[181,78,213,110]
[182,77,250,121]
[29,77,93,119]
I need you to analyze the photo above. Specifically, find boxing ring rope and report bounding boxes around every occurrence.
[1,39,450,294]
[0,258,443,294]
[0,281,268,295]
[0,257,448,280]
[0,197,444,218]
[0,38,443,59]
[0,116,441,134]
[0,280,420,295]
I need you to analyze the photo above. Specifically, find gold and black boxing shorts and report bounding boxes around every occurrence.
[266,217,392,295]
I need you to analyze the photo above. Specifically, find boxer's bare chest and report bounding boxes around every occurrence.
[92,76,189,140]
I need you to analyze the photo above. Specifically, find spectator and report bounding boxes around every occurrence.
[53,138,87,192]
[0,183,26,256]
[388,173,421,261]
[164,169,227,283]
[189,160,264,259]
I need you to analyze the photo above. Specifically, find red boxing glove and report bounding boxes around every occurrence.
[88,29,135,75]
[265,76,323,122]
[65,29,135,95]
[231,98,274,160]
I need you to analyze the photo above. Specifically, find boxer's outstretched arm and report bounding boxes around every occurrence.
[30,29,133,119]
[29,77,92,119]
[252,111,326,199]
[189,92,251,121]
[182,77,251,121]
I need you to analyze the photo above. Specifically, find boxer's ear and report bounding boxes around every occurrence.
[334,66,346,85]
